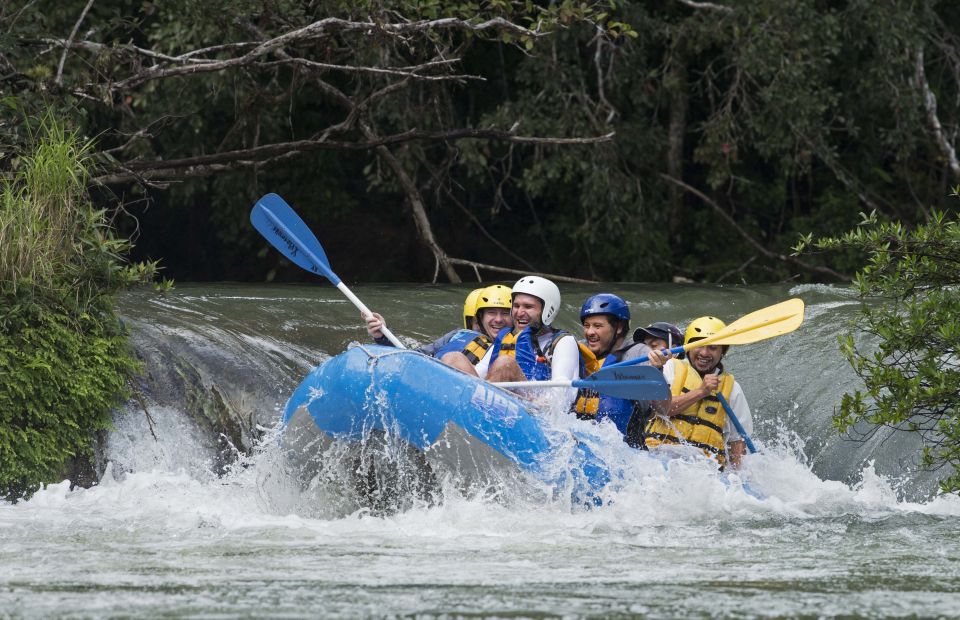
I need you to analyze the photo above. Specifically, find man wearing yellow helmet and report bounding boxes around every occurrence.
[364,285,512,367]
[439,284,513,371]
[643,316,753,469]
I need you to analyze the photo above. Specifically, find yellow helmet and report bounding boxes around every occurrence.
[475,284,512,315]
[684,316,726,346]
[463,288,484,329]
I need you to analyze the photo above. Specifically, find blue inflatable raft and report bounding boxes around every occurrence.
[281,344,616,503]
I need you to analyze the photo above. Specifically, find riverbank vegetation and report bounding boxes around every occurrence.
[797,202,960,494]
[2,1,957,283]
[0,119,156,500]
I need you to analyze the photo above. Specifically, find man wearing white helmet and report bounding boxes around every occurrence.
[474,275,580,406]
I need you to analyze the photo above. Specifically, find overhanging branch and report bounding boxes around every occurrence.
[93,129,614,184]
[660,173,850,281]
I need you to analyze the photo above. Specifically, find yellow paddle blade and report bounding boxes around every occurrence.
[684,298,805,350]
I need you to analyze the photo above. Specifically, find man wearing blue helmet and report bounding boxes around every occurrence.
[573,294,679,437]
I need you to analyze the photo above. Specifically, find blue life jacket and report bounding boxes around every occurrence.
[573,343,640,434]
[488,326,570,381]
[434,329,491,364]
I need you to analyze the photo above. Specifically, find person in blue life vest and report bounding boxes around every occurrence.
[642,316,753,469]
[573,294,680,436]
[363,285,512,367]
[473,276,580,407]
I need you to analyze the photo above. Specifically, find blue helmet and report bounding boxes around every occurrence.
[579,294,631,323]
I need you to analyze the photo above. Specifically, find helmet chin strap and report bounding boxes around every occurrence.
[596,319,624,360]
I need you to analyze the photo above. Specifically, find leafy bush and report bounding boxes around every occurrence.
[797,204,960,494]
[0,116,156,500]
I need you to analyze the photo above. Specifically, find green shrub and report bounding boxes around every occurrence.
[797,204,960,494]
[0,115,156,500]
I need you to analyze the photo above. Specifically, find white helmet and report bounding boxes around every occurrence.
[512,275,561,327]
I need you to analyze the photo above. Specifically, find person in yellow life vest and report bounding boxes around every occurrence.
[440,284,513,372]
[643,316,754,469]
[473,276,580,407]
[363,285,512,367]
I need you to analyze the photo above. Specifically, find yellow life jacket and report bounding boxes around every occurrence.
[644,359,735,466]
[572,342,637,433]
[573,342,606,416]
[461,334,491,364]
[434,329,491,364]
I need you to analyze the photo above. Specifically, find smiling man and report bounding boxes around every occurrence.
[474,276,580,406]
[642,316,753,469]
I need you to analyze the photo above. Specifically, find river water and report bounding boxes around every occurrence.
[2,283,959,618]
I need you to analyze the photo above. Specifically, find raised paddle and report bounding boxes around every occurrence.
[494,364,670,402]
[250,193,406,349]
[606,298,805,369]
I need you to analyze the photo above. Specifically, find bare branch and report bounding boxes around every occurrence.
[91,128,614,183]
[677,0,734,13]
[55,0,95,86]
[82,16,543,92]
[915,48,960,179]
[659,173,850,281]
[263,57,482,82]
[447,258,596,283]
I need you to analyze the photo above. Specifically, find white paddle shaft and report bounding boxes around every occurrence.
[492,380,571,389]
[336,282,406,349]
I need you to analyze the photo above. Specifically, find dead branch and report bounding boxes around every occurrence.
[52,16,544,92]
[262,57,482,82]
[677,0,734,13]
[659,173,850,281]
[92,128,614,184]
[55,0,95,86]
[446,258,597,284]
[915,48,960,179]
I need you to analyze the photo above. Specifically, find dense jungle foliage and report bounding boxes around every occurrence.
[2,0,957,284]
[0,121,155,500]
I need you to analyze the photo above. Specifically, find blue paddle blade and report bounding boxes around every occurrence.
[578,364,670,401]
[250,193,340,285]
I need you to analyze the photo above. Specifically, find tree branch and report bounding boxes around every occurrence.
[659,173,850,281]
[80,16,543,92]
[915,48,960,179]
[677,0,734,13]
[446,258,597,283]
[55,0,95,86]
[92,128,614,184]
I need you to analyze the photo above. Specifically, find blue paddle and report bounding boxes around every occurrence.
[717,393,757,454]
[250,193,405,349]
[494,364,670,402]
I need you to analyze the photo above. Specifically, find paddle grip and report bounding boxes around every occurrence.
[337,283,406,349]
[605,345,686,369]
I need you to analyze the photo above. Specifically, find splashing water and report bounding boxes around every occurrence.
[3,283,960,617]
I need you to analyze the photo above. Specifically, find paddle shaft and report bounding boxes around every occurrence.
[257,198,405,349]
[334,282,405,349]
[716,392,757,454]
[492,365,670,401]
[494,380,577,389]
